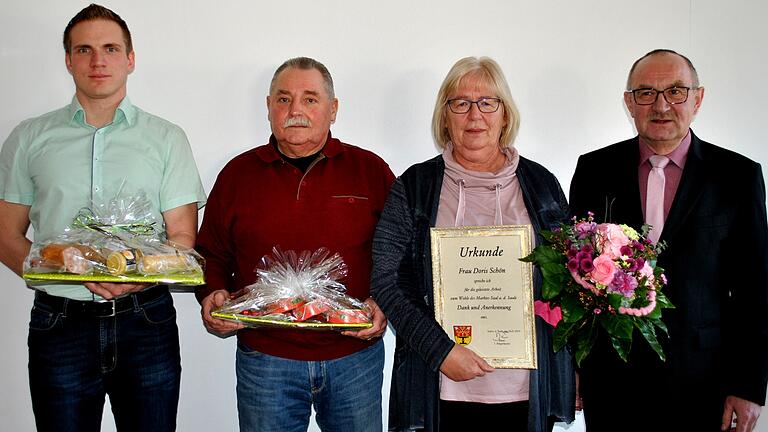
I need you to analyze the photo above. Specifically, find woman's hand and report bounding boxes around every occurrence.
[439,344,494,381]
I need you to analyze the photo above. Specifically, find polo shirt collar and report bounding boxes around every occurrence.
[68,96,136,127]
[259,132,343,162]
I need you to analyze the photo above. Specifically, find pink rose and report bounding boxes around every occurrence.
[596,224,630,259]
[590,254,616,286]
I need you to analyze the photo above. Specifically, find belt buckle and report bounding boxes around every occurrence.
[95,299,117,318]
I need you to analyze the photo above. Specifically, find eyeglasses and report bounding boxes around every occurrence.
[629,86,696,105]
[446,97,501,114]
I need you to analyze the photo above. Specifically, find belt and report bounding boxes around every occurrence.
[34,285,169,318]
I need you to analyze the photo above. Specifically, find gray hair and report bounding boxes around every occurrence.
[270,57,335,98]
[626,49,700,90]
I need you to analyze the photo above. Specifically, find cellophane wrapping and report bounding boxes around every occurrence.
[23,190,204,285]
[212,247,372,330]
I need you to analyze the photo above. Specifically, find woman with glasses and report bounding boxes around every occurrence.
[371,56,576,431]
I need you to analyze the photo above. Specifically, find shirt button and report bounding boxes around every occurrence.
[348,197,355,203]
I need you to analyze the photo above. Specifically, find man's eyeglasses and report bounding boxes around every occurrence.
[446,97,502,114]
[629,86,696,105]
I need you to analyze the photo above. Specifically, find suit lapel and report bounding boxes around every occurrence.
[659,131,708,242]
[612,139,644,227]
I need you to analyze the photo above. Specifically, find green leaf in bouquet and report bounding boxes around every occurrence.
[609,333,632,363]
[534,246,564,266]
[541,263,568,299]
[520,251,536,263]
[560,293,586,323]
[634,318,665,361]
[655,291,675,309]
[646,301,663,319]
[575,318,598,367]
[600,314,633,340]
[649,317,669,337]
[542,277,562,300]
[553,320,581,353]
[606,293,625,310]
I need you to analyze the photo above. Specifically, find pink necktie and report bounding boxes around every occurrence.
[646,155,669,243]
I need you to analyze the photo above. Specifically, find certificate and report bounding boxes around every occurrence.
[431,225,536,369]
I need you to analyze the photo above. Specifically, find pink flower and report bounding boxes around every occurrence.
[639,261,654,279]
[596,224,631,259]
[608,270,638,297]
[534,300,562,327]
[575,221,597,239]
[590,254,616,286]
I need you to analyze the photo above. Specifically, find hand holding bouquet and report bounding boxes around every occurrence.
[521,213,673,365]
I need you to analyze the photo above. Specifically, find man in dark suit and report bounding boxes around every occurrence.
[570,49,767,432]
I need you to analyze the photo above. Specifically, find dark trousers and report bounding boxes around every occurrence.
[28,287,181,432]
[439,400,555,432]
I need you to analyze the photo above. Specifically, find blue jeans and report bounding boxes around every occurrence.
[27,288,181,432]
[236,339,384,432]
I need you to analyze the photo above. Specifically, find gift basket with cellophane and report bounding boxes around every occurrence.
[212,247,372,330]
[23,189,204,285]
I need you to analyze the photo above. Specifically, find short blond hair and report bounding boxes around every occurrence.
[431,56,520,149]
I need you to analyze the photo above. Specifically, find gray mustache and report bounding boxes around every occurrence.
[283,117,311,128]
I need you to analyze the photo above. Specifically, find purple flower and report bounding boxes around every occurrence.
[566,248,578,258]
[567,259,579,272]
[576,251,591,262]
[580,258,594,272]
[619,245,633,257]
[607,270,638,298]
[575,221,597,239]
[634,258,645,271]
[625,258,639,272]
[581,244,594,254]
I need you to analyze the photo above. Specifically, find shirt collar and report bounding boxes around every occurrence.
[638,130,692,169]
[259,131,342,162]
[68,96,135,127]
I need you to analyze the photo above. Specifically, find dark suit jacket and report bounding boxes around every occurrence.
[569,130,767,421]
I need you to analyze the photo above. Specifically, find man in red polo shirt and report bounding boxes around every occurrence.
[195,57,395,432]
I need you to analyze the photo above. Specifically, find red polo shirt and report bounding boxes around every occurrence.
[196,134,395,360]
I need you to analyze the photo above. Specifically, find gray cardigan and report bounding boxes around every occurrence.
[371,154,575,431]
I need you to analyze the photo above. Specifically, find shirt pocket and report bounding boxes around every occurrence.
[323,195,376,246]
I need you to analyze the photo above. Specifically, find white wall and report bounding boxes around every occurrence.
[1,1,766,431]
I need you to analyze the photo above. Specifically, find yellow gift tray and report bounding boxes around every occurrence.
[211,311,372,330]
[23,270,205,285]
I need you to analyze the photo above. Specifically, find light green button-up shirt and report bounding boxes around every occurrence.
[0,97,207,300]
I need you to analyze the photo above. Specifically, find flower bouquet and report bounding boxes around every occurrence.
[23,190,204,285]
[520,213,673,365]
[211,247,373,330]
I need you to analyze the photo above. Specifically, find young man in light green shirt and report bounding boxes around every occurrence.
[0,4,205,431]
